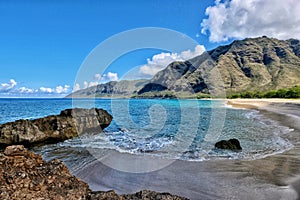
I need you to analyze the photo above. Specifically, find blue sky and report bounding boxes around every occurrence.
[1,0,299,97]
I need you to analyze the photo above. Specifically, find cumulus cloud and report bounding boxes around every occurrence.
[94,72,119,82]
[55,85,70,94]
[82,81,99,89]
[75,72,119,91]
[39,87,54,93]
[0,79,17,92]
[0,79,70,96]
[88,81,99,87]
[73,83,81,92]
[83,81,89,89]
[39,85,70,94]
[201,0,300,42]
[17,87,37,94]
[139,45,205,77]
[106,72,119,81]
[94,74,101,81]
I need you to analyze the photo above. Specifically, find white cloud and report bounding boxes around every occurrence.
[17,87,37,94]
[39,85,70,94]
[88,81,98,87]
[106,72,118,81]
[83,81,89,89]
[94,72,119,82]
[39,87,54,93]
[55,85,70,94]
[180,45,207,60]
[75,72,119,91]
[201,0,300,42]
[139,45,205,77]
[73,83,81,92]
[0,79,71,97]
[94,74,101,81]
[0,79,17,92]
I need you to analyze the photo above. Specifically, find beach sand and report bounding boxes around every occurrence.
[72,99,300,200]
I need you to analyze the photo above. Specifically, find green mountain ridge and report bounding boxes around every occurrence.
[67,36,300,98]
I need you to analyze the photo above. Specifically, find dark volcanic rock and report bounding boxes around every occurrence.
[0,108,113,146]
[0,145,188,200]
[215,138,242,151]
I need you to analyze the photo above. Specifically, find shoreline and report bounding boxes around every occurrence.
[227,99,300,131]
[69,98,300,200]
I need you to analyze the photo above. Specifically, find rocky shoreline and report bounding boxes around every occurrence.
[0,108,112,147]
[0,145,187,200]
[0,108,188,199]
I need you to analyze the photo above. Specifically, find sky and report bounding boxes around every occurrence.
[1,0,300,97]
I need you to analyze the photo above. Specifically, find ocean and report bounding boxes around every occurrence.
[0,98,293,166]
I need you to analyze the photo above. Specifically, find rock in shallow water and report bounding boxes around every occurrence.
[0,108,113,147]
[0,145,188,200]
[215,138,242,151]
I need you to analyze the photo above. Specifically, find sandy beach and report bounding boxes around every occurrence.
[227,99,300,131]
[72,99,300,200]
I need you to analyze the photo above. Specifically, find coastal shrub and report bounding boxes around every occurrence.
[228,86,300,99]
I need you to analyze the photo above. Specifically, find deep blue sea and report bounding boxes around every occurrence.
[0,98,293,163]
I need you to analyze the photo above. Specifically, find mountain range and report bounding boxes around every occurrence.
[67,36,300,98]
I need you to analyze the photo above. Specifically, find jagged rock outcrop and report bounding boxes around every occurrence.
[0,108,113,146]
[215,138,242,151]
[0,145,188,200]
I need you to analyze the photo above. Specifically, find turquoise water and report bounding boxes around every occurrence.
[0,98,293,162]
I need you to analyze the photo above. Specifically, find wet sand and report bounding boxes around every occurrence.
[72,99,300,200]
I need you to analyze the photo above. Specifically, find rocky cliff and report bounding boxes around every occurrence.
[67,37,300,98]
[0,108,113,147]
[138,37,300,96]
[0,145,188,200]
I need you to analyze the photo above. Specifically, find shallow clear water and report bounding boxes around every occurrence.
[0,98,293,162]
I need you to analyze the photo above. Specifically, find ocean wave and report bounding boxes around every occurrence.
[29,99,295,163]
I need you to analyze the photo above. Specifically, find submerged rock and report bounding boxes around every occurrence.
[0,108,113,147]
[215,138,242,151]
[0,145,188,200]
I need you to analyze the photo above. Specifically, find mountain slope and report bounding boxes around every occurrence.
[138,36,300,96]
[66,79,148,98]
[67,37,300,98]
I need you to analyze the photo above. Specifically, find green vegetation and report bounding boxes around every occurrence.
[132,91,214,99]
[196,93,212,99]
[132,86,300,99]
[131,91,177,99]
[227,86,300,99]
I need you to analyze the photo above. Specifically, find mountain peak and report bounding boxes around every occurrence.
[138,37,300,96]
[68,37,300,98]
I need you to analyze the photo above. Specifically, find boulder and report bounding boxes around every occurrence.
[4,145,27,156]
[215,138,242,151]
[0,145,188,200]
[0,108,113,147]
